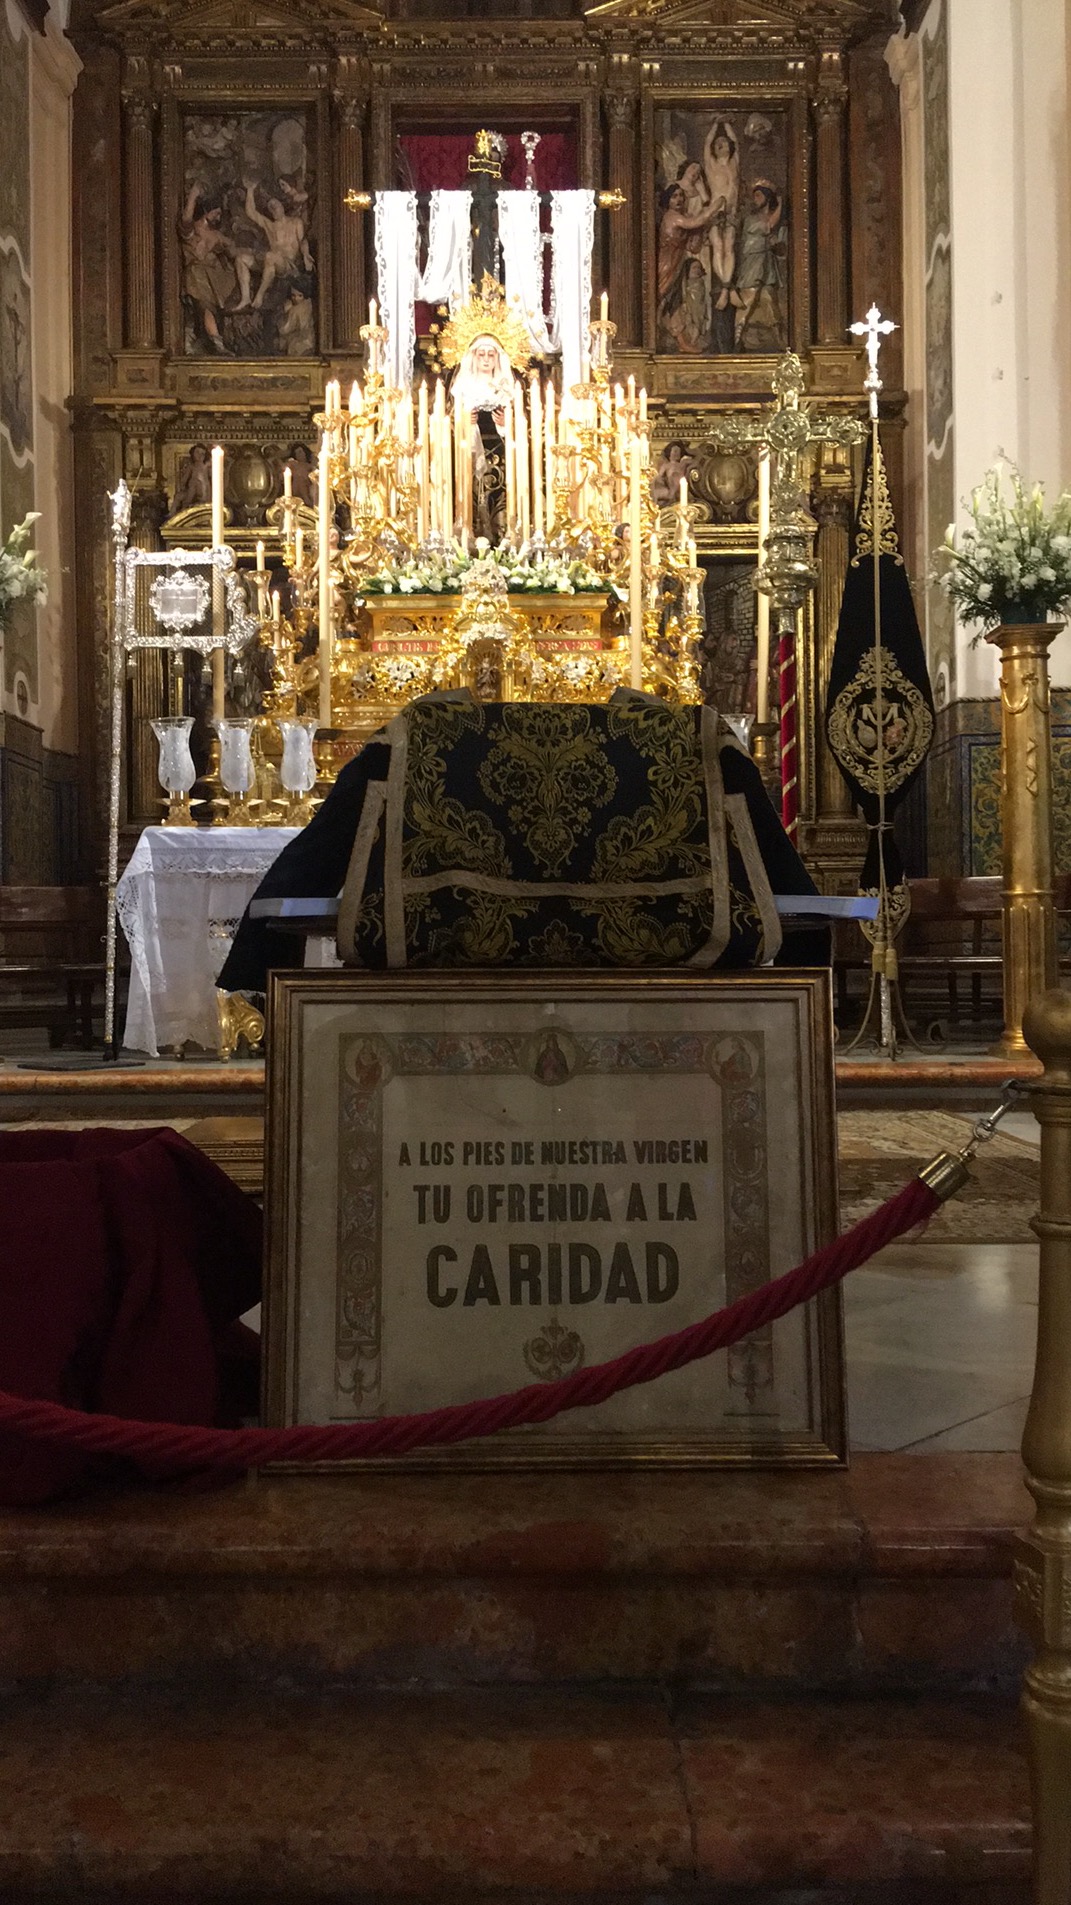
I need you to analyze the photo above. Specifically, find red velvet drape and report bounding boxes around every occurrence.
[0,1128,261,1505]
[400,131,578,338]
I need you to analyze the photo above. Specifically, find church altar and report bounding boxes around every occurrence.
[335,588,619,740]
[116,827,297,1056]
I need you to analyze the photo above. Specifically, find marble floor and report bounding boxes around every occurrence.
[844,1110,1039,1455]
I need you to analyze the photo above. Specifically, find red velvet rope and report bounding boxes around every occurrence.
[0,1174,938,1475]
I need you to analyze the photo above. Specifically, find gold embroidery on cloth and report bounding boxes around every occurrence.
[826,649,934,796]
[851,439,902,565]
[477,706,618,877]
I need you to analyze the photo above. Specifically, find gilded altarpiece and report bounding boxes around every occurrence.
[68,0,900,884]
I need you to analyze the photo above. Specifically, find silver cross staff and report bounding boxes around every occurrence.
[850,304,898,419]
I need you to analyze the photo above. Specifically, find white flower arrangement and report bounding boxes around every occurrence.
[0,514,48,625]
[361,540,609,598]
[936,468,1071,631]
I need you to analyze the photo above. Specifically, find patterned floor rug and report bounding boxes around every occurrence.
[838,1109,1039,1244]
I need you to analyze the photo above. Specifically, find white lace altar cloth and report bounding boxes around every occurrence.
[115,826,298,1056]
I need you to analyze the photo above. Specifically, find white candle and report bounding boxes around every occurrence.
[504,399,515,536]
[418,381,430,541]
[628,430,643,691]
[678,475,689,549]
[348,380,360,412]
[210,445,225,722]
[756,449,771,725]
[255,538,265,572]
[318,439,333,729]
[600,289,609,324]
[530,373,544,538]
[282,464,292,501]
[544,381,556,526]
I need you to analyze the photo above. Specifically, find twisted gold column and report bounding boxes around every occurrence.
[1019,988,1071,1904]
[985,621,1061,1056]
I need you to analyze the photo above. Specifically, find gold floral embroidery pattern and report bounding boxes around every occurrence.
[477,705,618,877]
[826,649,934,797]
[402,699,509,881]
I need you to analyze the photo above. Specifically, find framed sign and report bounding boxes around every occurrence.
[263,971,843,1468]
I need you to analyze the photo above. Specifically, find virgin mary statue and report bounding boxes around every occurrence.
[451,332,517,545]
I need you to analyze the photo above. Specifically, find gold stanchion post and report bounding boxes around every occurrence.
[1019,986,1071,1904]
[986,619,1062,1056]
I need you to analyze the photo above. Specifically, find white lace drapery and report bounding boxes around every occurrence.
[115,826,299,1054]
[498,188,554,357]
[550,189,596,396]
[374,190,419,389]
[418,189,473,310]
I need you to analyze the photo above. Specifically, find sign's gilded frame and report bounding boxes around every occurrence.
[263,969,843,1470]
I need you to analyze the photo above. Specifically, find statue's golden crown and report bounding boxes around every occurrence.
[437,274,536,373]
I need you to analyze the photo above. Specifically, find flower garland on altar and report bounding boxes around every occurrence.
[0,514,47,624]
[359,538,620,600]
[936,467,1071,631]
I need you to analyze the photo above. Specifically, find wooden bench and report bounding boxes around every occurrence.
[0,887,106,1050]
[834,875,1071,1028]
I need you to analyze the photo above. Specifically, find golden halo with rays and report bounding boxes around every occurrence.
[436,273,537,373]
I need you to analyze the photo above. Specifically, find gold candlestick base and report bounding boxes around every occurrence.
[749,719,780,800]
[283,791,317,828]
[224,790,259,827]
[161,793,196,827]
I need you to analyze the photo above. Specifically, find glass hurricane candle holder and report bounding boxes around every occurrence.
[278,716,319,826]
[214,717,257,826]
[151,715,197,826]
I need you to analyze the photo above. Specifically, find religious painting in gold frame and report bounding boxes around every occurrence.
[160,91,329,365]
[642,87,810,372]
[263,970,844,1469]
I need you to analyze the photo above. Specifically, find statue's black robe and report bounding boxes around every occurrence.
[219,707,828,993]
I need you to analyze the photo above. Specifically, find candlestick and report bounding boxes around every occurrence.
[318,439,333,729]
[628,430,643,690]
[504,398,515,537]
[530,373,544,539]
[210,445,226,723]
[755,449,771,725]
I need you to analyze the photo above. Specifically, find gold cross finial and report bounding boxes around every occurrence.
[850,304,898,418]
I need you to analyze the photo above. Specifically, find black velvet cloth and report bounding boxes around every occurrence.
[218,702,827,993]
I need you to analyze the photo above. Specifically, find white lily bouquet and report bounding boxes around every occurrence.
[936,468,1071,631]
[0,513,48,625]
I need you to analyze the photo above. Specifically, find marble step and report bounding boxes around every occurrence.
[0,1454,1030,1694]
[0,1686,1029,1903]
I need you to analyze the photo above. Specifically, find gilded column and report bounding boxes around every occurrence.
[1018,987,1071,1905]
[334,62,368,351]
[603,77,638,347]
[121,62,158,352]
[986,619,1061,1056]
[813,51,848,350]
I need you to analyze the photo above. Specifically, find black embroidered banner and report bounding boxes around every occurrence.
[825,433,935,916]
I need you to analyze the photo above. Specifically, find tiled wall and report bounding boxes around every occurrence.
[927,693,1071,877]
